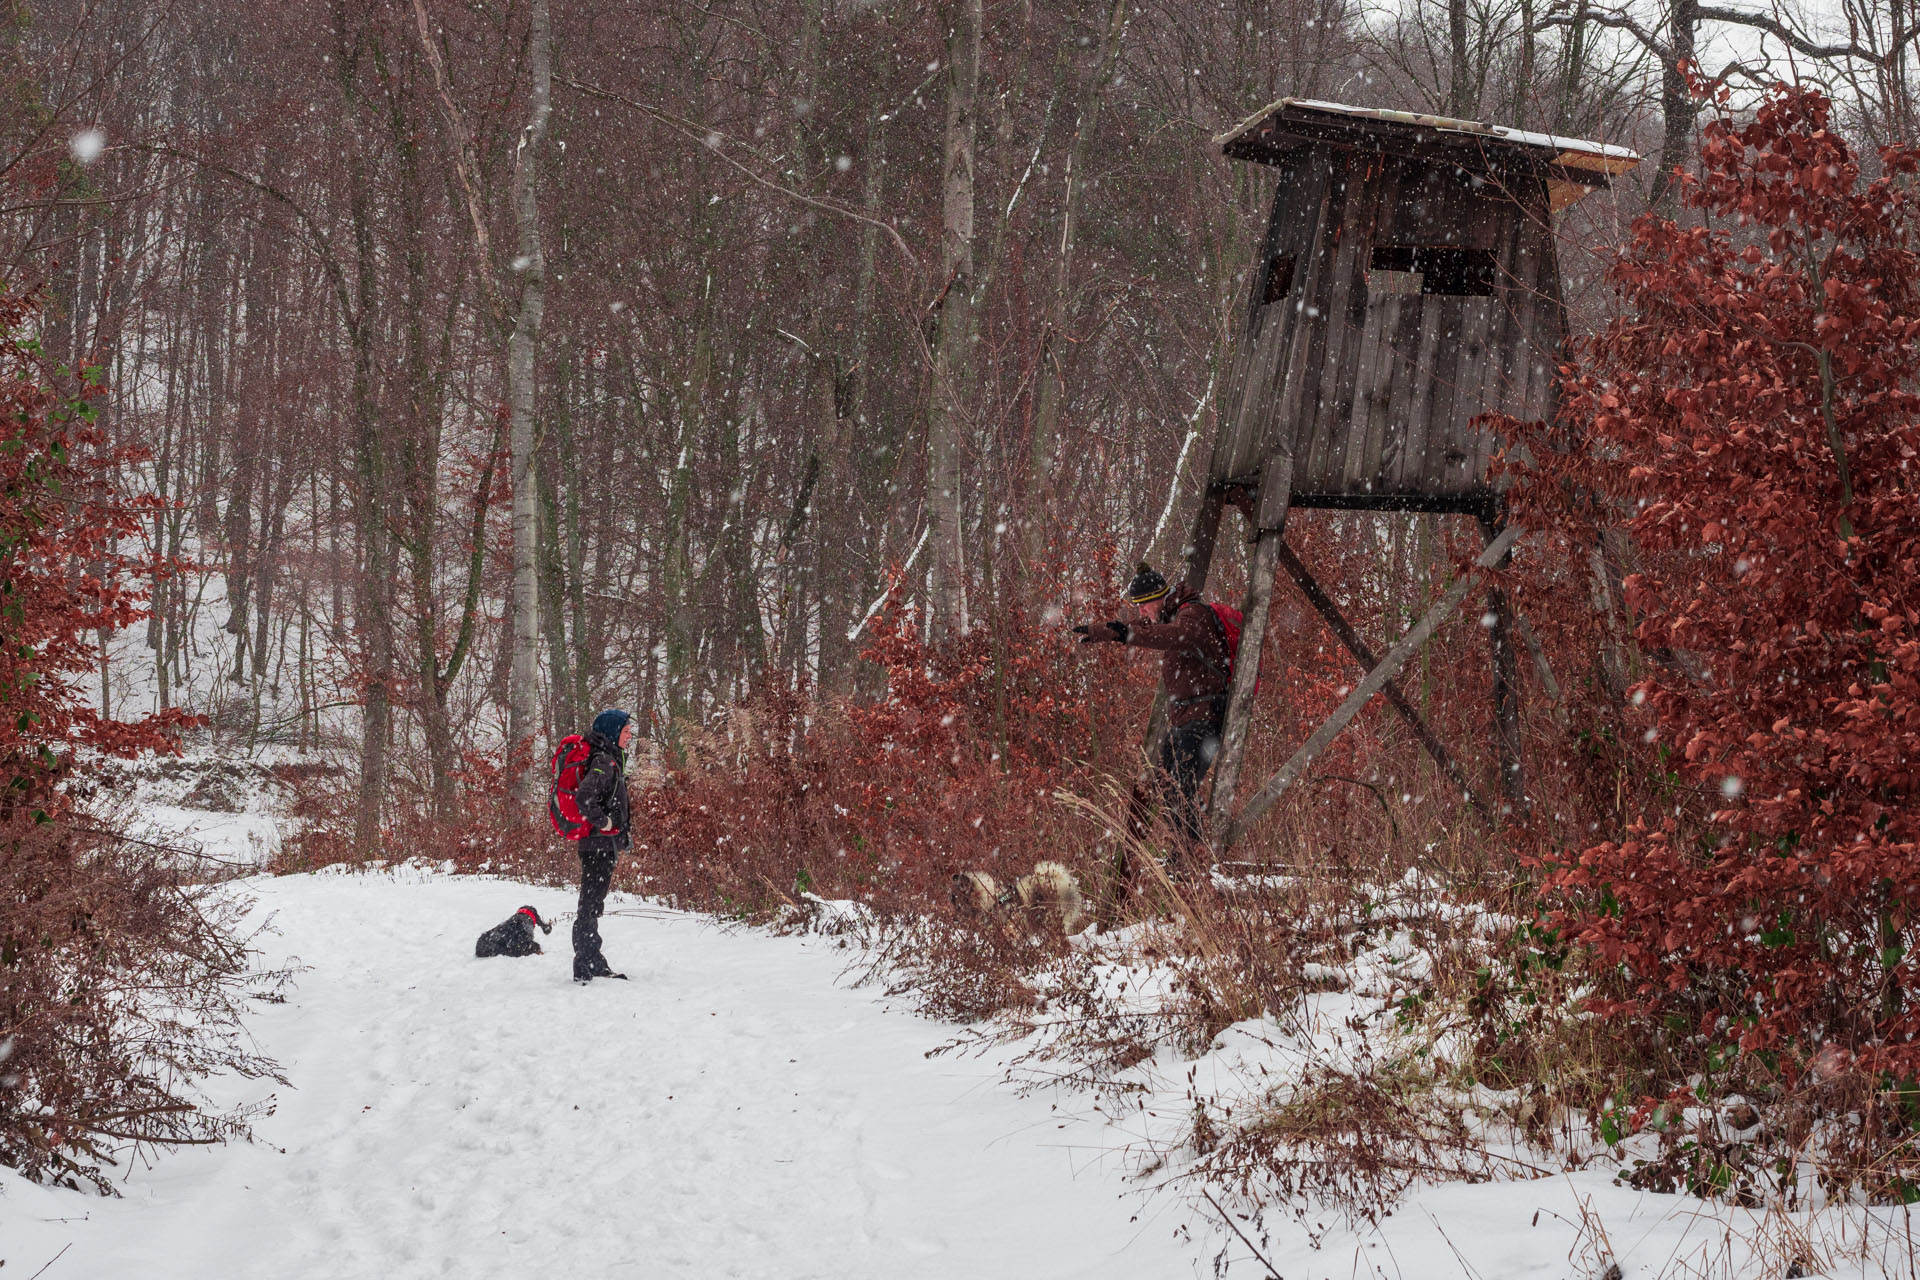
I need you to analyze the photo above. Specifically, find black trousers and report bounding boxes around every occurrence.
[1158,717,1222,847]
[572,847,619,978]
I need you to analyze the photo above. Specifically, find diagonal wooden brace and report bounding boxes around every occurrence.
[1271,539,1495,828]
[1221,524,1524,849]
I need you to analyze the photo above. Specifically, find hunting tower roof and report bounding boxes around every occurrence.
[1216,98,1640,210]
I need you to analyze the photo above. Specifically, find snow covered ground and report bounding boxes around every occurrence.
[1,870,1203,1279]
[91,749,294,869]
[4,796,1917,1277]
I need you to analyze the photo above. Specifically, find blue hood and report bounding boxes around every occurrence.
[590,708,632,743]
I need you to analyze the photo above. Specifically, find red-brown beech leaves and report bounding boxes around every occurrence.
[1504,83,1920,1079]
[0,291,195,812]
[0,291,272,1194]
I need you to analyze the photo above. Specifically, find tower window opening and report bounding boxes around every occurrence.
[1262,253,1297,304]
[1368,245,1496,296]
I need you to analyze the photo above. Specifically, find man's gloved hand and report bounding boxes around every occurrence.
[1072,621,1130,644]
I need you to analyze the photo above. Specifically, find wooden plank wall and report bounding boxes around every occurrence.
[1211,145,1565,510]
[1207,145,1333,491]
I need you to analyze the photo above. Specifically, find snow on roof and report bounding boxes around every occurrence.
[1215,98,1641,208]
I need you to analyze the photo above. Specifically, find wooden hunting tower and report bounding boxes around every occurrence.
[1185,100,1638,844]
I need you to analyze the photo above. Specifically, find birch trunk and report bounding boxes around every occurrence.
[506,0,553,801]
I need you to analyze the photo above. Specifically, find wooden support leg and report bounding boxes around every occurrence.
[1224,524,1524,848]
[1479,513,1525,815]
[1206,528,1285,838]
[1271,539,1495,827]
[1514,613,1568,729]
[1208,461,1291,842]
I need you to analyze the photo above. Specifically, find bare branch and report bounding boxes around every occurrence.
[1694,6,1920,64]
[1535,2,1920,68]
[1532,7,1670,61]
[407,0,508,329]
[553,74,918,272]
[128,144,357,330]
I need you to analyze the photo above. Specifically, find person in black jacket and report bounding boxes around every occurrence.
[572,708,634,983]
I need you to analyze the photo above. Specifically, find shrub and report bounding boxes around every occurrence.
[0,818,287,1192]
[0,289,274,1191]
[1507,83,1920,1093]
[635,587,1158,919]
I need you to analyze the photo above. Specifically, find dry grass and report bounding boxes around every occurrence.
[0,808,289,1194]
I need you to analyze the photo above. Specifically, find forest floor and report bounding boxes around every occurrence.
[4,766,1918,1278]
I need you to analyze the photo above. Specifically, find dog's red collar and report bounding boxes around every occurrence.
[517,907,539,923]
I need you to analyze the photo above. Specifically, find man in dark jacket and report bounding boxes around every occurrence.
[573,708,634,983]
[1075,564,1232,859]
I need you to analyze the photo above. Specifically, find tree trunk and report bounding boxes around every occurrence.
[225,224,274,684]
[660,304,710,754]
[1513,0,1537,126]
[537,446,575,732]
[1022,0,1128,579]
[559,392,592,720]
[507,0,553,801]
[250,468,292,700]
[927,0,982,640]
[718,406,765,686]
[336,5,393,859]
[1448,0,1473,116]
[1553,8,1589,135]
[1651,0,1699,214]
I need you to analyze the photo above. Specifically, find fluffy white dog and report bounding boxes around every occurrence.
[949,861,1090,936]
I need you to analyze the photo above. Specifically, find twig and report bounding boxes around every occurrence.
[1314,773,1401,842]
[1424,1208,1488,1280]
[28,1242,72,1280]
[1202,1188,1282,1279]
[554,75,917,272]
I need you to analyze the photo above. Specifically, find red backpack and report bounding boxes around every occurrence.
[548,734,595,839]
[1197,601,1257,695]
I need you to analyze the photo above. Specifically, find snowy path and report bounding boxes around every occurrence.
[1,872,1197,1279]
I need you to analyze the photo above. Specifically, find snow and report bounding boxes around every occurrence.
[4,787,1918,1278]
[0,870,1197,1279]
[132,802,282,865]
[1214,97,1640,168]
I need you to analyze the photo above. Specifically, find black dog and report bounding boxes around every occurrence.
[475,906,553,958]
